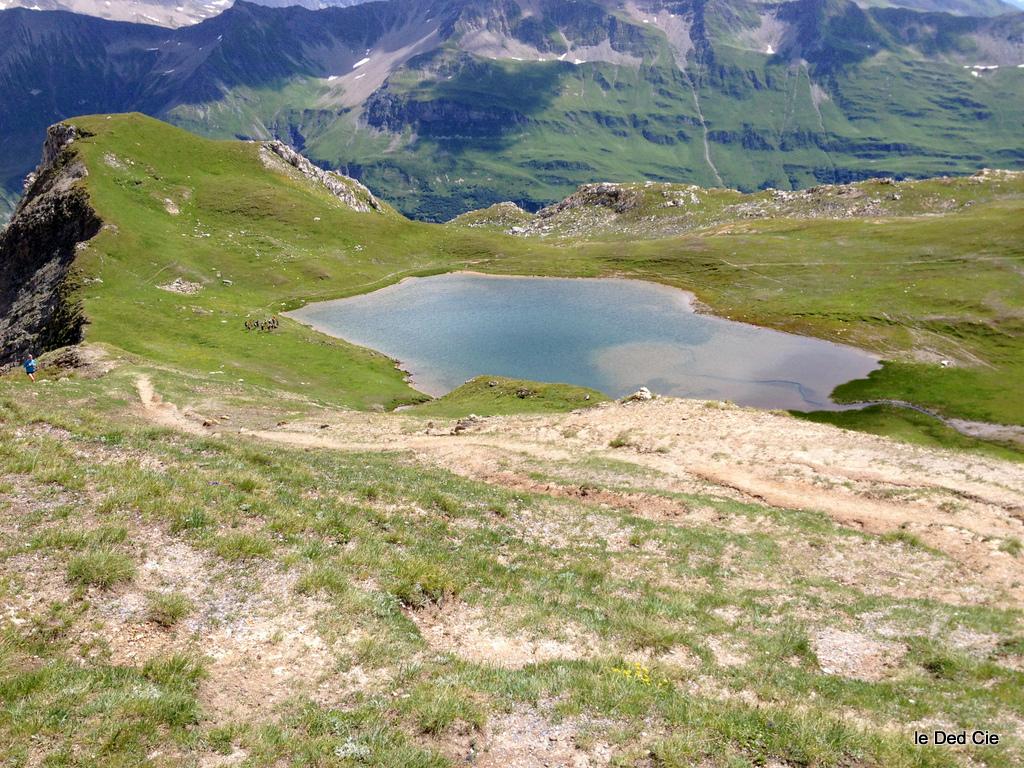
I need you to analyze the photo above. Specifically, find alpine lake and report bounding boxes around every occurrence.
[288,273,880,411]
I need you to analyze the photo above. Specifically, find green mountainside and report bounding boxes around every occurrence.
[1,0,1023,222]
[2,114,1022,449]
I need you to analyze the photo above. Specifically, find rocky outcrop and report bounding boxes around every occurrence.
[484,170,1024,242]
[447,201,534,229]
[259,141,383,214]
[623,386,654,402]
[0,123,102,366]
[536,183,644,218]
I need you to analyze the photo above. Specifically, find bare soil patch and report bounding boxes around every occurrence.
[157,278,201,295]
[439,706,614,768]
[707,635,749,668]
[410,602,600,669]
[812,628,906,681]
[136,375,210,435]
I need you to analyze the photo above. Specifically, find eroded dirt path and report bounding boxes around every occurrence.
[136,374,209,436]
[135,378,1024,604]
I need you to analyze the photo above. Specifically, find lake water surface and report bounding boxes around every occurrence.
[289,273,880,411]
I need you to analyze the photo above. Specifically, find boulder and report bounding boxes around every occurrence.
[623,386,654,402]
[452,414,483,434]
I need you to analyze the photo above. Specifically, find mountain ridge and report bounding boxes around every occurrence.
[1,0,1023,221]
[0,0,372,28]
[1,0,1018,27]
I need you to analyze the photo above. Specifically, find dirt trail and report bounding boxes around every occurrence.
[135,375,209,436]
[135,378,1024,603]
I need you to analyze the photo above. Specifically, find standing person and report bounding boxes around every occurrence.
[23,354,37,382]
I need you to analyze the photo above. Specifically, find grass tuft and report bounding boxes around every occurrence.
[406,683,485,735]
[999,537,1022,557]
[211,532,273,561]
[146,591,193,627]
[66,549,135,589]
[33,524,128,551]
[389,558,460,608]
[609,431,633,449]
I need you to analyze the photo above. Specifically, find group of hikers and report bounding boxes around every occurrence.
[244,316,280,332]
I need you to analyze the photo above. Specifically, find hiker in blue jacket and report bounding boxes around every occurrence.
[23,354,37,382]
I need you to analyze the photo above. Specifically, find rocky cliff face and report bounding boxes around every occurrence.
[0,124,102,366]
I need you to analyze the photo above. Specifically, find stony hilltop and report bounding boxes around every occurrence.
[0,113,1022,766]
[450,171,1024,240]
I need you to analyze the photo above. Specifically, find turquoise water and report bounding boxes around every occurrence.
[289,273,880,411]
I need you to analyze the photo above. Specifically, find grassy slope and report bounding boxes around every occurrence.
[800,405,1024,462]
[408,376,608,418]
[54,114,1024,445]
[70,115,458,411]
[1,368,1022,768]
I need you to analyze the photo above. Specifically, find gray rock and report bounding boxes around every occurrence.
[260,141,382,214]
[452,413,483,434]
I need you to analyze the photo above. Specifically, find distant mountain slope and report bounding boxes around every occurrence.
[0,0,372,27]
[0,0,1015,26]
[1,0,1023,221]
